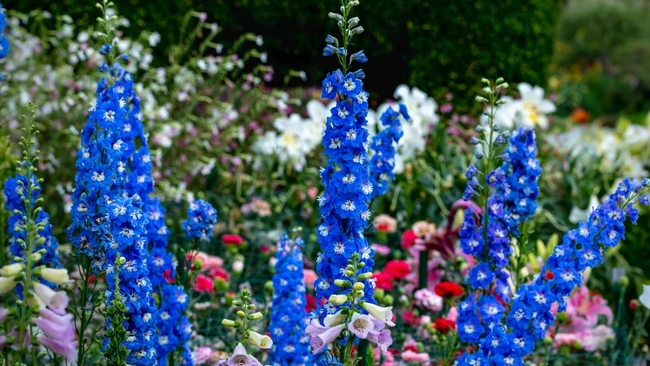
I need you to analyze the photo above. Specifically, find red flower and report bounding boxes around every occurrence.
[373,272,394,291]
[544,271,554,280]
[222,234,245,246]
[194,274,214,293]
[434,282,464,297]
[384,260,411,280]
[434,318,456,333]
[305,294,318,313]
[630,300,639,310]
[164,269,175,283]
[402,311,420,326]
[401,230,419,250]
[210,267,230,281]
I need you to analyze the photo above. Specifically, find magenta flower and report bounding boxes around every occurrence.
[348,313,374,339]
[226,343,263,366]
[35,308,77,365]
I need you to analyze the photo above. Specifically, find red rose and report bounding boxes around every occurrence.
[222,234,245,246]
[384,260,411,280]
[194,274,214,293]
[434,282,464,297]
[373,272,394,291]
[434,318,456,333]
[401,230,419,250]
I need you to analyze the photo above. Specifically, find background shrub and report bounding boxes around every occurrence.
[3,0,561,110]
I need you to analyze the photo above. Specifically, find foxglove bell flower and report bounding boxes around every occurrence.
[268,234,310,366]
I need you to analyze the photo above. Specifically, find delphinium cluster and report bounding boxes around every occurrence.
[167,199,217,365]
[268,233,310,366]
[455,80,650,365]
[456,79,542,346]
[0,2,7,69]
[0,105,75,365]
[369,106,407,200]
[310,1,398,365]
[221,289,273,365]
[67,2,158,364]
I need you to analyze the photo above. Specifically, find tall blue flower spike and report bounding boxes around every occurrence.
[369,105,407,200]
[268,234,310,366]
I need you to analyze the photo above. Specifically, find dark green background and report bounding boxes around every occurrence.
[4,0,563,109]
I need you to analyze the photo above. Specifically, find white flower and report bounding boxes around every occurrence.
[0,276,18,294]
[361,302,395,326]
[569,195,600,224]
[39,268,70,285]
[324,310,346,326]
[246,331,273,349]
[639,285,650,310]
[491,83,556,129]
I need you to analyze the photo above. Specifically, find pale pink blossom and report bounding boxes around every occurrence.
[400,350,430,363]
[374,214,398,233]
[371,244,391,256]
[414,288,443,312]
[303,269,318,290]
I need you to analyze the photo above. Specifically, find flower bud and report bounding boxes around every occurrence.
[383,294,394,306]
[353,282,365,291]
[619,275,629,288]
[373,289,385,301]
[351,26,364,35]
[38,268,69,285]
[328,12,344,21]
[237,310,246,318]
[334,279,351,288]
[0,263,24,277]
[222,319,240,328]
[328,294,348,305]
[248,312,263,320]
[344,270,355,277]
[358,272,373,280]
[0,276,18,295]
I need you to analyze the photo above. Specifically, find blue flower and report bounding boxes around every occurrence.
[3,172,62,292]
[268,234,310,366]
[369,105,406,199]
[182,200,217,242]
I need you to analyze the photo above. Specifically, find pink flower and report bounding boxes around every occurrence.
[194,274,214,293]
[411,221,436,237]
[400,350,430,363]
[373,348,395,366]
[348,313,375,339]
[374,214,397,233]
[367,329,393,352]
[371,244,391,256]
[306,319,346,354]
[554,333,580,349]
[303,269,318,290]
[186,251,209,268]
[33,282,69,315]
[414,288,443,312]
[226,343,262,366]
[444,307,458,322]
[35,308,77,365]
[204,255,224,270]
[192,346,216,365]
[565,286,613,331]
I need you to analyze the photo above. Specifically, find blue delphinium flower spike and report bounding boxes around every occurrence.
[369,104,407,199]
[268,234,310,366]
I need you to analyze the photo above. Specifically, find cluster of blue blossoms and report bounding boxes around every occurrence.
[456,124,650,364]
[268,234,310,366]
[369,106,406,200]
[457,127,542,346]
[67,64,159,365]
[459,178,648,365]
[313,67,377,308]
[0,3,8,63]
[3,172,61,292]
[182,200,217,242]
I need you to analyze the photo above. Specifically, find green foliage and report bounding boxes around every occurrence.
[408,0,562,113]
[553,0,650,117]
